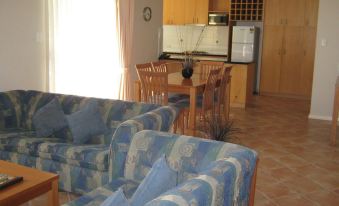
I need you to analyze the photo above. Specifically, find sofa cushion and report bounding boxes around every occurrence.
[32,98,68,138]
[66,100,107,144]
[0,132,65,156]
[64,178,139,206]
[38,143,110,171]
[0,90,25,129]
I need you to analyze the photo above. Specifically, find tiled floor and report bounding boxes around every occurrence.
[24,96,339,205]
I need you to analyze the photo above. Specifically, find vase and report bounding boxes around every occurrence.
[182,61,194,79]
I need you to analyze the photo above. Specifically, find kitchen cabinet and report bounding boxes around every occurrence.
[264,0,305,26]
[185,0,209,24]
[260,0,318,99]
[279,27,304,95]
[226,63,255,108]
[304,0,319,28]
[163,0,185,25]
[260,26,284,93]
[163,0,208,25]
[209,0,230,12]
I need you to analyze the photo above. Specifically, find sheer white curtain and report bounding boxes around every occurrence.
[48,0,121,99]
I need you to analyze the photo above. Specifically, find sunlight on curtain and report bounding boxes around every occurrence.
[48,0,121,99]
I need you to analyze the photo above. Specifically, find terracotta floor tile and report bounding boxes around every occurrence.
[311,174,339,190]
[281,176,326,193]
[305,191,339,205]
[277,155,311,168]
[257,183,297,199]
[273,194,319,206]
[268,167,303,182]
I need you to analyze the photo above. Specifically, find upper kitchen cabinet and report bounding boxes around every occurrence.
[304,0,319,28]
[163,0,209,25]
[264,0,305,26]
[163,0,185,25]
[264,0,284,26]
[185,0,209,24]
[209,0,230,12]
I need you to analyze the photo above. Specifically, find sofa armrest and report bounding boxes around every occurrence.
[109,105,180,180]
[146,157,258,206]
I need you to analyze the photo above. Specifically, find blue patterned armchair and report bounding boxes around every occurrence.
[0,90,179,194]
[66,130,258,206]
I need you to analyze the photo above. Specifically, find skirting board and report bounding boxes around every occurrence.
[308,114,332,121]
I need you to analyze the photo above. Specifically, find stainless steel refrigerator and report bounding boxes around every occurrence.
[231,26,259,63]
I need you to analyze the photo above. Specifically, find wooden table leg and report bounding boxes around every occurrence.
[331,87,339,146]
[48,179,59,206]
[134,81,141,102]
[188,87,197,136]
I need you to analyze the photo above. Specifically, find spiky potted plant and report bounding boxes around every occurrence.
[201,114,239,143]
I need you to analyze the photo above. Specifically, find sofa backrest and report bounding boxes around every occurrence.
[1,90,160,144]
[122,130,257,204]
[0,90,26,129]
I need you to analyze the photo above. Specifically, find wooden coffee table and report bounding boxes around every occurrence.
[0,160,59,206]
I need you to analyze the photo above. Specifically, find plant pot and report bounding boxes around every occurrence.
[182,62,194,79]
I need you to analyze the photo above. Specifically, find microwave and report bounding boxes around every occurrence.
[208,12,229,26]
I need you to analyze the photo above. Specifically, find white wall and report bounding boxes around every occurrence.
[0,0,47,92]
[130,0,163,95]
[309,0,339,120]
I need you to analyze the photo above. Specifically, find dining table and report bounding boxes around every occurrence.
[134,71,231,136]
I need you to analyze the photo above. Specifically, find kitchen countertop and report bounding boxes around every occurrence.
[160,53,255,65]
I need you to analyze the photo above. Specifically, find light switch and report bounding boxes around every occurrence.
[321,39,327,47]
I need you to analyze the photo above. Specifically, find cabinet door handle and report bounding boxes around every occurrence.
[280,19,284,25]
[285,19,288,25]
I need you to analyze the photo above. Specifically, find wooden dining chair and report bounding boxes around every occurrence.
[136,68,169,106]
[136,63,185,133]
[151,61,168,72]
[199,61,225,80]
[178,68,221,137]
[135,63,153,72]
[217,66,232,121]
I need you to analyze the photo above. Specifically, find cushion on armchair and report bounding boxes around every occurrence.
[130,155,177,206]
[32,98,67,138]
[100,188,130,206]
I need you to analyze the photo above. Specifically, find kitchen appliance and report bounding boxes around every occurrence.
[208,12,229,26]
[231,26,259,63]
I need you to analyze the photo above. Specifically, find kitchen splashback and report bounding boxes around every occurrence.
[162,25,228,55]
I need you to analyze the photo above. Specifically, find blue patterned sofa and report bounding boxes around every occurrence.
[65,130,258,206]
[0,90,179,194]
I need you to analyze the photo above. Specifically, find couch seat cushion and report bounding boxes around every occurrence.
[64,178,139,206]
[38,143,110,171]
[0,131,65,156]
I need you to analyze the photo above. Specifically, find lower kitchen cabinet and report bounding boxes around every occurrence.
[226,63,255,108]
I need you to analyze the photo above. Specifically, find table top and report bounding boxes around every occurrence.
[0,160,58,202]
[168,72,207,88]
